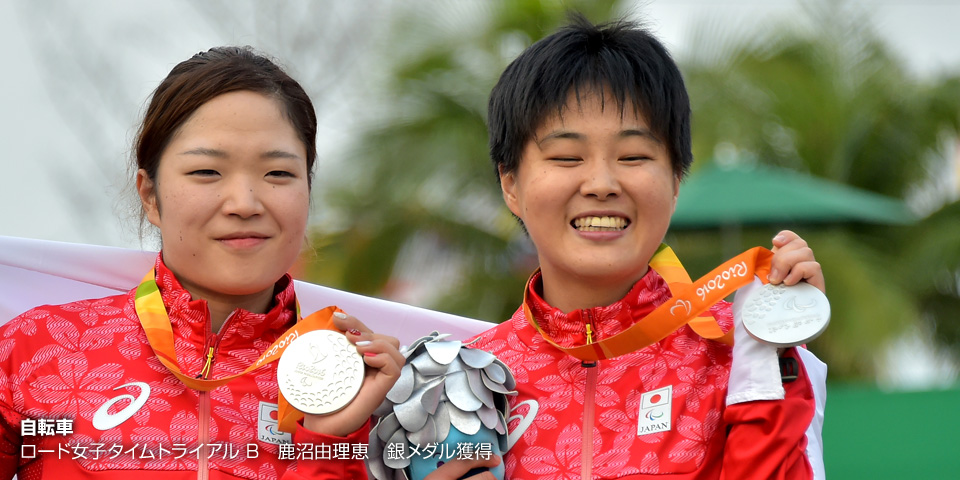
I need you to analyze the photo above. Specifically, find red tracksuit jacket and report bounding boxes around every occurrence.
[0,256,367,479]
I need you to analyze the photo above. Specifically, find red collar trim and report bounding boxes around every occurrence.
[524,268,671,347]
[153,254,296,337]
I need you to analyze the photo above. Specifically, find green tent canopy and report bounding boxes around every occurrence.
[671,163,915,228]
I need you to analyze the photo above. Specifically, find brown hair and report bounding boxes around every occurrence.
[135,46,317,186]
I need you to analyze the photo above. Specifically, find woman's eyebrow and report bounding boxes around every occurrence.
[175,148,302,160]
[178,147,227,158]
[621,128,662,144]
[536,128,662,146]
[261,150,303,160]
[536,130,583,147]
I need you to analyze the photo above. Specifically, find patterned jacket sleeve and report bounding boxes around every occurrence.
[0,313,27,480]
[721,346,819,479]
[281,418,371,480]
[0,402,23,479]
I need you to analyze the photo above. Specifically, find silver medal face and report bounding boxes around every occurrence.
[277,330,364,415]
[741,282,830,348]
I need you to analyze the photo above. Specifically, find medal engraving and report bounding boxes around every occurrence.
[277,330,364,415]
[741,282,830,347]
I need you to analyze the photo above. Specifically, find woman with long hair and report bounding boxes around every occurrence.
[0,46,403,479]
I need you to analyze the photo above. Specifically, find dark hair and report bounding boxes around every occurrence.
[488,15,691,180]
[135,46,317,186]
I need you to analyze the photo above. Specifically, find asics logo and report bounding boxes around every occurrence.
[506,399,539,450]
[92,382,150,430]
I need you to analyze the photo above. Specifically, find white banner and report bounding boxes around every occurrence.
[0,236,494,345]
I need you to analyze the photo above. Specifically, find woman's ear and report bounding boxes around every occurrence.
[136,169,161,227]
[499,165,522,219]
[670,173,681,214]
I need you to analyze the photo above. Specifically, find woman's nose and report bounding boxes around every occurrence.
[580,159,622,199]
[221,179,264,218]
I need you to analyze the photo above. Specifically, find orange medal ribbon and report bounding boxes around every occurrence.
[134,270,341,433]
[523,245,773,361]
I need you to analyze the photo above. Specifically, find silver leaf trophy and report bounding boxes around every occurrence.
[368,332,516,480]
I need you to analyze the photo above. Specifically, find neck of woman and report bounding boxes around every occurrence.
[176,277,276,334]
[539,266,648,314]
[204,291,275,333]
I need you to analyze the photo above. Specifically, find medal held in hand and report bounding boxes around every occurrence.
[277,330,364,415]
[740,282,830,348]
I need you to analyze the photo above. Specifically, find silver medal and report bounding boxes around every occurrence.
[740,282,830,348]
[277,329,364,415]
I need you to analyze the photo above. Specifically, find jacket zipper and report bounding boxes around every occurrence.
[197,311,231,480]
[197,331,214,480]
[581,313,597,479]
[198,389,210,480]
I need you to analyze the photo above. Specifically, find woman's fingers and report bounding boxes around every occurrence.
[332,311,370,334]
[767,230,825,293]
[353,338,405,378]
[335,312,401,348]
[330,312,404,384]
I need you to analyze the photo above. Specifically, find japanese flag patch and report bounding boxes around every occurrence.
[637,385,672,436]
[258,401,292,445]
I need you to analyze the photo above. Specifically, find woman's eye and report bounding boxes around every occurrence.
[267,170,295,178]
[188,169,219,176]
[549,157,581,163]
[621,156,651,162]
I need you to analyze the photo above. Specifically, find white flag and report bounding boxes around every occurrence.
[0,236,494,345]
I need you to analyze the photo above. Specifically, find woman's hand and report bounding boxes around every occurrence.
[423,456,502,480]
[767,230,825,293]
[302,312,404,437]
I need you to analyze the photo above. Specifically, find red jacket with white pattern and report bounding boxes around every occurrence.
[469,269,818,480]
[0,255,367,480]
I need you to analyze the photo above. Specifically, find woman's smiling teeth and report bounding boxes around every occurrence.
[572,215,629,231]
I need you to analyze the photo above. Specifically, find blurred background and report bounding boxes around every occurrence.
[2,0,958,475]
